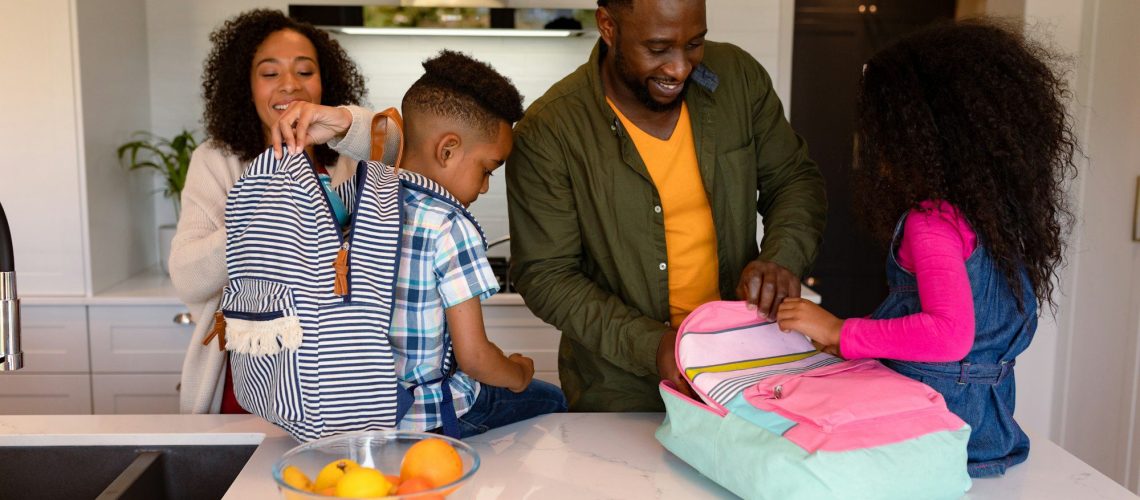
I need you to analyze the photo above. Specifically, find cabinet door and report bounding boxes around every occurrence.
[0,374,92,414]
[0,0,87,295]
[92,374,180,414]
[483,305,561,387]
[7,305,89,373]
[88,305,194,373]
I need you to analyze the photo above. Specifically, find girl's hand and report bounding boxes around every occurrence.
[777,298,844,353]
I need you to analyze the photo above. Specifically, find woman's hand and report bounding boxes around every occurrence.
[271,102,352,159]
[777,298,844,354]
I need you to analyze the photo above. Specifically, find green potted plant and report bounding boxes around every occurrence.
[117,129,201,274]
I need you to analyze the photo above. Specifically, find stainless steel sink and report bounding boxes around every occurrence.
[0,443,256,500]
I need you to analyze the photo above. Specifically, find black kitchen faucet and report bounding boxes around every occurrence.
[0,201,22,371]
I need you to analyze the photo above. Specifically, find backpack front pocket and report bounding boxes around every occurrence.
[220,278,305,424]
[744,359,966,452]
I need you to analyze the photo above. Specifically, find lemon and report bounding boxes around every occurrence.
[312,458,360,491]
[281,465,313,492]
[335,467,392,498]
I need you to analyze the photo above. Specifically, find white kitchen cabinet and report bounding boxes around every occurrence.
[0,305,91,414]
[484,301,562,387]
[0,0,87,295]
[91,374,181,415]
[87,305,193,415]
[87,305,194,373]
[0,375,92,415]
[0,0,156,297]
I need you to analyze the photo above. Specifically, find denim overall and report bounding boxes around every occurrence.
[874,213,1037,477]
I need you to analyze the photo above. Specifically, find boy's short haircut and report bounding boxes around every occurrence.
[402,50,524,140]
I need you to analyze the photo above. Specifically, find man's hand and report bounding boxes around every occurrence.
[507,353,535,393]
[777,298,844,354]
[657,329,696,399]
[271,102,352,159]
[736,259,801,320]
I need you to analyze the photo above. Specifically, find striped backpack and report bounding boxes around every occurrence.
[656,301,973,499]
[217,147,472,442]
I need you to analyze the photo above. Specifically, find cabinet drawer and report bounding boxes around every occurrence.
[484,305,561,387]
[91,374,181,415]
[0,374,92,414]
[88,305,194,373]
[16,305,89,373]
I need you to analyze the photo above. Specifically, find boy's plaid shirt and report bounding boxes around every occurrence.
[390,189,499,431]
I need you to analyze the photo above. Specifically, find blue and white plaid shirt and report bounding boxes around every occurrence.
[391,188,499,431]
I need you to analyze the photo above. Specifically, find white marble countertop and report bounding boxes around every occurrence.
[21,267,819,309]
[20,268,526,307]
[0,413,1133,499]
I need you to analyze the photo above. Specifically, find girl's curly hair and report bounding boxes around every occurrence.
[201,9,366,165]
[854,19,1078,311]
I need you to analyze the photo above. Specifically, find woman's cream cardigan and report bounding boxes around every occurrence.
[173,106,373,413]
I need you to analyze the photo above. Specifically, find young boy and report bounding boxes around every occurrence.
[272,50,567,438]
[387,51,567,437]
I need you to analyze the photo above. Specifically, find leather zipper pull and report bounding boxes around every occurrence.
[203,311,227,351]
[333,243,349,296]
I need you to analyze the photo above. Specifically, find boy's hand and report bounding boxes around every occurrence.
[777,298,844,353]
[657,329,696,399]
[271,102,352,159]
[507,353,534,393]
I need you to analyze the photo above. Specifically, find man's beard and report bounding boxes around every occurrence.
[613,37,685,113]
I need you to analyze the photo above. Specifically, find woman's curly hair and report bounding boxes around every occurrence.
[854,19,1078,311]
[201,9,366,165]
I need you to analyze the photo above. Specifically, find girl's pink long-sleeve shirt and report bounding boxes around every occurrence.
[839,200,978,362]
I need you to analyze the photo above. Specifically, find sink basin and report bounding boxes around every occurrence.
[0,443,256,500]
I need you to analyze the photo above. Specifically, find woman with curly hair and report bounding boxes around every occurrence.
[171,9,377,414]
[775,20,1078,477]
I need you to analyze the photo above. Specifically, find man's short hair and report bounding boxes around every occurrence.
[402,50,524,139]
[597,0,632,10]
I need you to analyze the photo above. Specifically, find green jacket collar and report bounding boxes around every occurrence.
[586,40,721,124]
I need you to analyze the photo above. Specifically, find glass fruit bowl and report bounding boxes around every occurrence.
[273,430,480,499]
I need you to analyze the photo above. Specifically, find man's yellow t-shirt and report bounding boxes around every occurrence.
[609,99,720,327]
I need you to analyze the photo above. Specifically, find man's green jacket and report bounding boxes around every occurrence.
[506,41,827,411]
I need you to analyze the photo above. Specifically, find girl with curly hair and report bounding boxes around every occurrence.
[171,9,377,414]
[775,20,1078,477]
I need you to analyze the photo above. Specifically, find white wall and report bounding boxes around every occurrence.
[1020,0,1140,491]
[142,0,793,244]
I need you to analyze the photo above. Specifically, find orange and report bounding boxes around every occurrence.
[396,476,434,494]
[400,438,463,488]
[385,473,402,494]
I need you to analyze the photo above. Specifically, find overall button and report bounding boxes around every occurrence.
[658,263,667,271]
[653,205,662,214]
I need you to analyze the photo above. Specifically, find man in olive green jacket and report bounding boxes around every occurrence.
[506,0,827,411]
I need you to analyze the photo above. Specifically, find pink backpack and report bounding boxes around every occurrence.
[656,301,972,499]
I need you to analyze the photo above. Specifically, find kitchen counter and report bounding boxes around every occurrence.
[20,268,527,307]
[0,413,1134,499]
